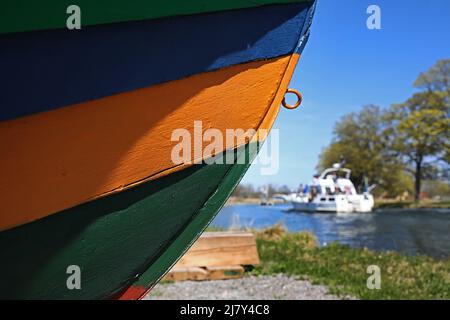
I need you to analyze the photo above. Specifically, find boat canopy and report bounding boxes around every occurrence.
[319,166,351,180]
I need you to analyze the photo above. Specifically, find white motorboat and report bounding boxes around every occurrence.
[291,163,374,213]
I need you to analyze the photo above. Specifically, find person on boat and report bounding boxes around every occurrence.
[362,175,369,193]
[303,184,309,195]
[309,185,318,201]
[344,185,352,195]
[331,173,338,182]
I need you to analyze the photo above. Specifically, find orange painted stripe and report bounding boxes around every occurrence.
[120,54,301,301]
[252,53,300,141]
[0,55,299,231]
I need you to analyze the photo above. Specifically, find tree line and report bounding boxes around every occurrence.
[232,183,293,199]
[318,59,449,201]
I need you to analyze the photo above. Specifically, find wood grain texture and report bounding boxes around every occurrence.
[0,3,312,121]
[0,55,294,232]
[0,144,253,299]
[163,265,245,281]
[118,54,301,299]
[0,0,317,300]
[206,266,245,280]
[117,143,257,300]
[0,0,313,34]
[164,267,209,282]
[174,232,260,268]
[0,52,300,299]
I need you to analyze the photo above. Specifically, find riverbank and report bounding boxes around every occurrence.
[212,204,450,258]
[374,199,450,210]
[253,226,450,299]
[149,226,449,300]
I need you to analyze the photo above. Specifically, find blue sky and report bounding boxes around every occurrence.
[242,0,450,189]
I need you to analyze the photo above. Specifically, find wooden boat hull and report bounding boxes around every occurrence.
[0,56,299,231]
[0,3,312,120]
[0,0,316,299]
[0,144,255,299]
[0,0,312,34]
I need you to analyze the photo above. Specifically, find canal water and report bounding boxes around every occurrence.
[211,204,450,259]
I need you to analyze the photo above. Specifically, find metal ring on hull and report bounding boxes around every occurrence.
[282,88,302,109]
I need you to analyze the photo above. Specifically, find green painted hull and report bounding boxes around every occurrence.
[0,145,256,299]
[0,0,312,34]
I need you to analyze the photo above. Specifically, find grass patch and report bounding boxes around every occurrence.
[252,226,450,299]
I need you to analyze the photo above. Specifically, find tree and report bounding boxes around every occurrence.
[232,183,260,198]
[385,59,450,201]
[414,59,450,95]
[318,60,449,200]
[318,105,411,197]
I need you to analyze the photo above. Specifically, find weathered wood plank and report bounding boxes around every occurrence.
[206,266,245,280]
[164,267,209,282]
[174,232,260,268]
[164,265,245,281]
[0,3,310,120]
[0,0,312,34]
[0,150,249,299]
[0,56,293,232]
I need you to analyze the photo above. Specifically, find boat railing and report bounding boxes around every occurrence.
[318,167,352,180]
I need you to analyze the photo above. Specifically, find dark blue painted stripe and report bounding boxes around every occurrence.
[0,3,313,121]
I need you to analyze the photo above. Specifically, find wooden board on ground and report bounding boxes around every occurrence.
[164,267,208,281]
[163,231,259,281]
[176,231,260,267]
[206,265,245,280]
